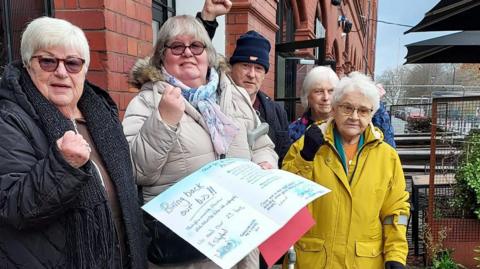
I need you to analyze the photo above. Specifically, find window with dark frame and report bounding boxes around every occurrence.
[152,0,175,45]
[0,0,53,75]
[275,0,298,121]
[276,0,294,44]
[315,7,326,59]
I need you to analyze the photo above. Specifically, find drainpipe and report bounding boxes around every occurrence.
[364,0,371,74]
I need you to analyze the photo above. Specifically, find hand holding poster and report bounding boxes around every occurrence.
[142,158,330,269]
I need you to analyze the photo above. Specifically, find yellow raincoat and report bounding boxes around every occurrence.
[282,120,409,269]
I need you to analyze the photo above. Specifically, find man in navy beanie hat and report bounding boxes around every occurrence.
[194,7,290,165]
[195,13,291,267]
[230,30,291,269]
[230,31,290,167]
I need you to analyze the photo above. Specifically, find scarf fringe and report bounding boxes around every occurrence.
[65,205,116,269]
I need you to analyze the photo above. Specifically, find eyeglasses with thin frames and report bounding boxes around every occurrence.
[338,104,373,117]
[165,41,206,55]
[31,55,85,74]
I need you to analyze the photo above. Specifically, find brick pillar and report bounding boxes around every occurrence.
[226,0,278,98]
[53,0,153,119]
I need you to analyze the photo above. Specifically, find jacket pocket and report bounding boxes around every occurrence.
[293,237,326,269]
[354,239,384,268]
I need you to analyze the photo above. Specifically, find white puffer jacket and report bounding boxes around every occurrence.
[123,58,278,202]
[123,58,277,269]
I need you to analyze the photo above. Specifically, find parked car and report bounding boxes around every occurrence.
[406,107,425,120]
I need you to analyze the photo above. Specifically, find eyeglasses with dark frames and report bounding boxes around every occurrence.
[31,55,85,74]
[165,41,206,56]
[338,104,373,117]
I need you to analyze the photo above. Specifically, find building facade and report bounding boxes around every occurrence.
[0,0,377,119]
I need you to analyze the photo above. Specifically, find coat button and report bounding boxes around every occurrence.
[371,249,376,255]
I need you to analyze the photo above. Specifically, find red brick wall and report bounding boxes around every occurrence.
[226,0,377,98]
[226,0,278,98]
[53,0,153,119]
[52,0,377,115]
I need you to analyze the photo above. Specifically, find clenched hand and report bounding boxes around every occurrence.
[56,130,91,168]
[201,0,232,21]
[158,85,185,126]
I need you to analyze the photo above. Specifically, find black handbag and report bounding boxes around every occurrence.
[144,213,206,265]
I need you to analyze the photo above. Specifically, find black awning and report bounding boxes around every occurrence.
[405,31,480,64]
[405,0,480,33]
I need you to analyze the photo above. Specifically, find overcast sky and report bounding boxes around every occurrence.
[374,0,453,78]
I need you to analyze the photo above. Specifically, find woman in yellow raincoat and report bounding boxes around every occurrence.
[283,72,409,269]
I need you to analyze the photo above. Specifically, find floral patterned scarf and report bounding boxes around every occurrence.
[162,67,239,156]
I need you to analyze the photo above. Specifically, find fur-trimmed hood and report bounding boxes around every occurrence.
[128,56,230,89]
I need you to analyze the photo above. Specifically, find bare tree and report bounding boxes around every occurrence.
[377,66,410,105]
[376,62,480,105]
[377,64,464,103]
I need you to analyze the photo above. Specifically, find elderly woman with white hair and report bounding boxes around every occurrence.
[0,17,146,268]
[123,14,277,269]
[282,72,409,269]
[288,66,339,142]
[288,66,397,149]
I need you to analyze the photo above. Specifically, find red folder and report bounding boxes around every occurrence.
[258,207,315,268]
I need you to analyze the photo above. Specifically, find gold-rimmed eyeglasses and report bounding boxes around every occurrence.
[337,104,373,117]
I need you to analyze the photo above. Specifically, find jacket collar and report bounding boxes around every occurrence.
[128,56,230,89]
[319,119,384,195]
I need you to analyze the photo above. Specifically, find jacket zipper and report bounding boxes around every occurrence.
[71,118,79,134]
[324,138,378,267]
[349,140,377,184]
[323,141,343,269]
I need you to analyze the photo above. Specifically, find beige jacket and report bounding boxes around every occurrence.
[123,58,278,269]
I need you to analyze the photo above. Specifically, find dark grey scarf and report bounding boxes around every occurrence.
[18,69,128,268]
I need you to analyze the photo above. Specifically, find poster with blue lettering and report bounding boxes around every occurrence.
[142,158,330,269]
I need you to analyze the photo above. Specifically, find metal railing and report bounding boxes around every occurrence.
[425,96,480,267]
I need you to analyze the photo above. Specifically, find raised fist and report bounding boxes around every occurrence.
[56,130,91,168]
[158,84,185,126]
[201,0,232,21]
[300,124,324,161]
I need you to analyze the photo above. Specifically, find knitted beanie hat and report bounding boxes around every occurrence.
[229,30,271,72]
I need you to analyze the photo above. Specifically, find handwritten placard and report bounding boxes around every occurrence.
[142,158,330,269]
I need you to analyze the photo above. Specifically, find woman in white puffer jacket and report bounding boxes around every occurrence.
[122,15,277,269]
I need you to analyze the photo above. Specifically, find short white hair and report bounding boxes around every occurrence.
[300,66,339,109]
[21,16,90,68]
[332,71,380,113]
[151,15,217,69]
